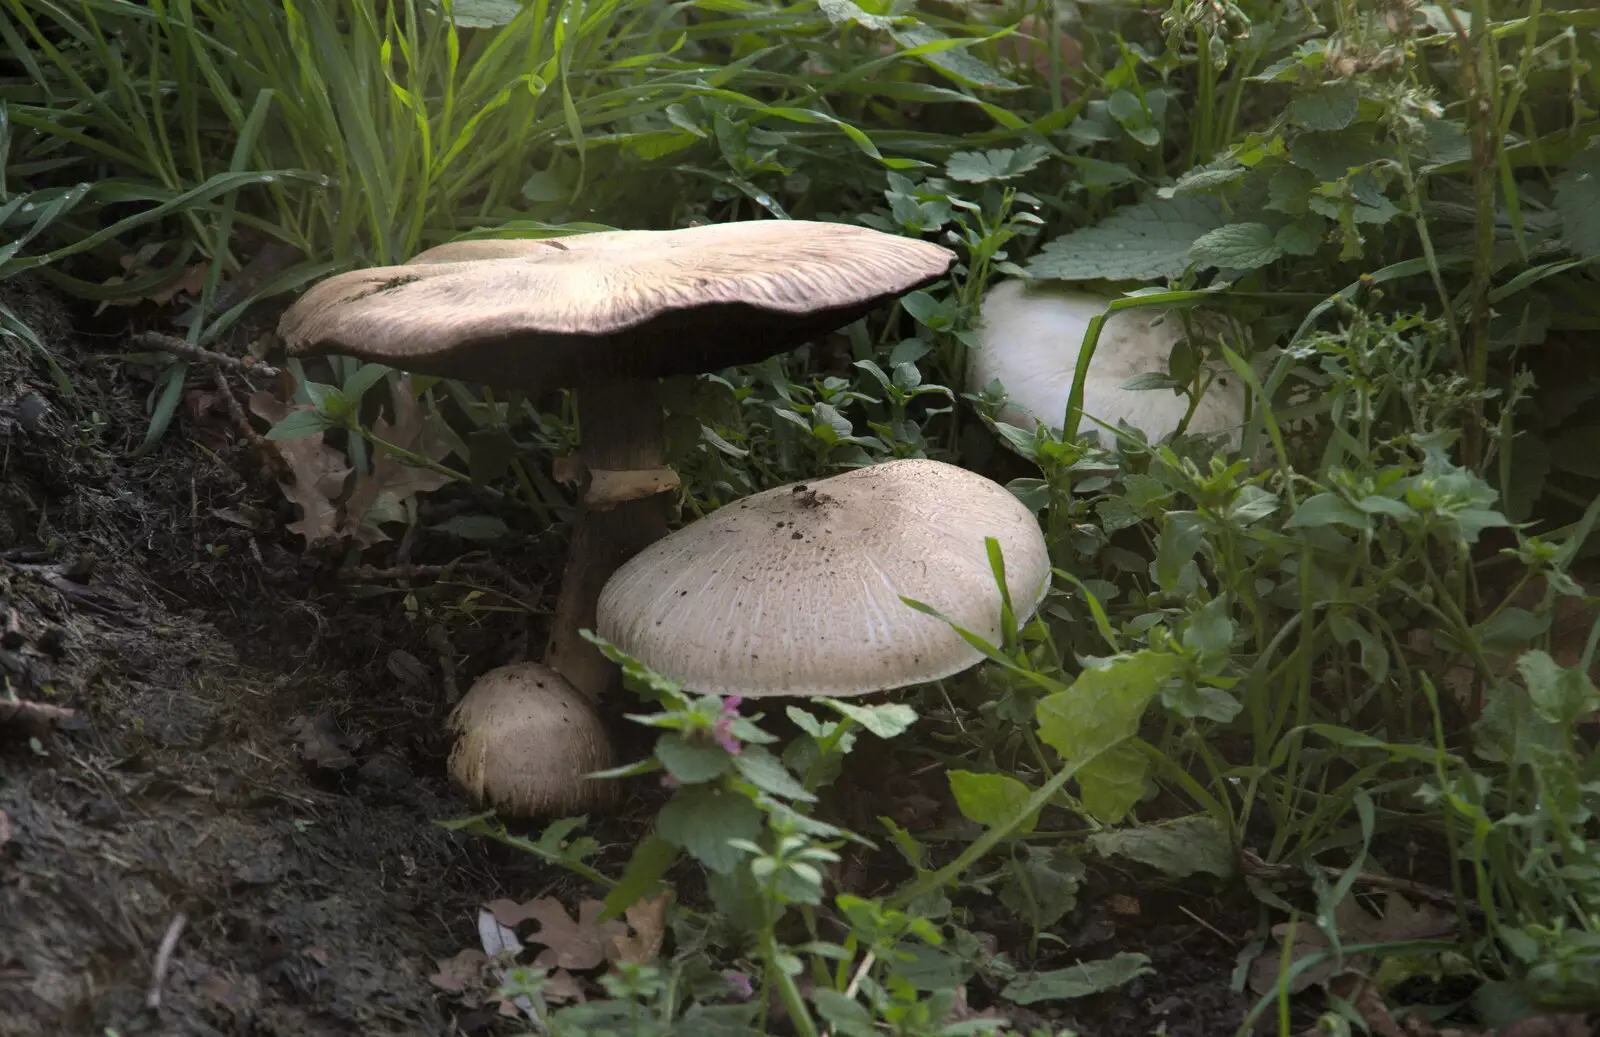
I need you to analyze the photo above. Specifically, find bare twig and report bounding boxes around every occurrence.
[210,366,285,475]
[127,331,282,381]
[145,912,188,1010]
[0,697,81,738]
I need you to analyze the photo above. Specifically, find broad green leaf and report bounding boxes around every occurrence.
[1000,844,1083,928]
[655,733,732,784]
[1036,651,1178,822]
[945,145,1050,183]
[733,745,816,802]
[1554,144,1600,258]
[1189,222,1283,271]
[1026,197,1226,282]
[1002,952,1153,1004]
[819,699,918,739]
[1286,492,1372,531]
[1289,81,1360,131]
[434,0,523,27]
[1088,816,1234,878]
[601,835,678,919]
[948,770,1039,833]
[889,25,1021,92]
[432,515,510,540]
[656,788,762,874]
[811,990,874,1036]
[265,409,332,441]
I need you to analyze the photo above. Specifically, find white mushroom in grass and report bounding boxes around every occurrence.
[596,459,1051,699]
[446,663,618,816]
[970,279,1247,450]
[278,220,954,815]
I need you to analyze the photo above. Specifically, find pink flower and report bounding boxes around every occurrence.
[713,696,744,755]
[723,970,753,1000]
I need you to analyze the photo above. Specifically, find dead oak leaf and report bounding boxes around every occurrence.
[543,968,585,1005]
[428,948,490,994]
[607,893,670,965]
[248,390,351,544]
[520,897,626,972]
[342,380,454,545]
[1249,892,1456,995]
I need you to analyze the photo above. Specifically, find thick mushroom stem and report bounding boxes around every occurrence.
[544,378,671,702]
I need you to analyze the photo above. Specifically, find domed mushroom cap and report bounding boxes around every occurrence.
[447,663,618,816]
[595,459,1051,699]
[278,221,955,390]
[970,279,1245,448]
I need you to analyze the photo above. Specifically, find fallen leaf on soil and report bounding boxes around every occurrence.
[287,713,359,773]
[1108,893,1140,916]
[516,897,627,972]
[1333,974,1406,1037]
[543,969,585,1005]
[1249,892,1456,995]
[98,256,211,311]
[0,809,11,847]
[429,948,491,993]
[607,892,670,964]
[249,390,351,544]
[0,697,81,739]
[341,382,453,545]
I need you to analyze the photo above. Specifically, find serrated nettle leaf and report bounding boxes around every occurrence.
[1158,163,1248,197]
[948,770,1040,833]
[1026,196,1226,282]
[1002,952,1154,1004]
[1088,816,1233,878]
[656,787,763,874]
[1266,165,1318,215]
[1289,80,1360,131]
[819,698,917,739]
[1275,218,1324,256]
[1188,222,1283,271]
[732,744,816,802]
[655,733,733,783]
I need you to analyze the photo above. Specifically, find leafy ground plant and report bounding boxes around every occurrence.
[6,0,1600,1036]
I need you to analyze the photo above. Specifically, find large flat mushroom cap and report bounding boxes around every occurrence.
[278,221,955,390]
[971,279,1246,448]
[595,459,1051,698]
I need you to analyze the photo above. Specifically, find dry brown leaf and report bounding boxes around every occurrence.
[1249,892,1456,995]
[520,897,626,972]
[1108,893,1140,917]
[607,893,670,965]
[1,809,11,848]
[543,968,585,1005]
[342,380,454,545]
[428,948,490,993]
[1333,975,1406,1037]
[98,258,212,311]
[248,390,351,544]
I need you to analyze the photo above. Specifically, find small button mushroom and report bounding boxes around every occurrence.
[447,663,618,817]
[970,279,1247,450]
[595,459,1051,699]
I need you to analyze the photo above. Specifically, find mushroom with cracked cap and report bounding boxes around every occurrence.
[595,458,1051,699]
[277,220,955,812]
[970,278,1247,450]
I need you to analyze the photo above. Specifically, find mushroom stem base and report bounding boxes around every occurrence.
[545,378,670,702]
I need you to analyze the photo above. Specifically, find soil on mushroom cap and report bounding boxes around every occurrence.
[0,280,642,1037]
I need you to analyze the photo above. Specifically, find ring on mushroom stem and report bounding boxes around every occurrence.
[971,279,1248,451]
[277,219,955,815]
[596,458,1052,700]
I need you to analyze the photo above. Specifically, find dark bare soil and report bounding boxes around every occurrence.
[0,280,1251,1037]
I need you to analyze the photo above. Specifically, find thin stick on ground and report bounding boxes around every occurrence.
[145,912,188,1010]
[128,331,283,381]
